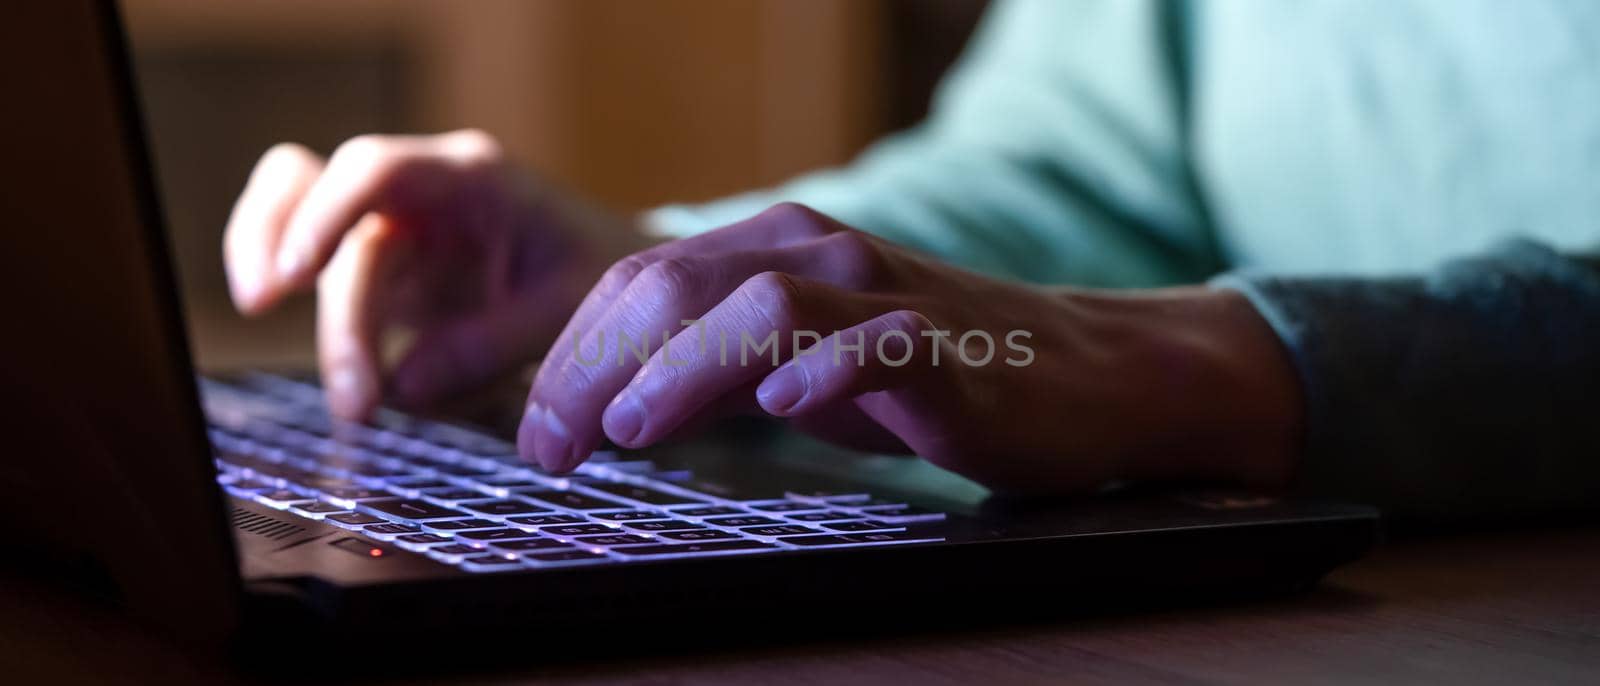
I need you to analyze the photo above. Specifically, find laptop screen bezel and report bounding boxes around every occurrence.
[0,0,242,640]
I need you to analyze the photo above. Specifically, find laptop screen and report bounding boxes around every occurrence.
[0,0,239,639]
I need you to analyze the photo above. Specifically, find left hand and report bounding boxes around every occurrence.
[519,203,1301,494]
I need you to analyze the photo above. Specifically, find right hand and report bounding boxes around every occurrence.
[222,129,641,419]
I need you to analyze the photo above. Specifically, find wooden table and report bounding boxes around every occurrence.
[4,528,1597,685]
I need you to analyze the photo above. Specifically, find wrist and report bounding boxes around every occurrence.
[1189,286,1303,488]
[1080,286,1303,489]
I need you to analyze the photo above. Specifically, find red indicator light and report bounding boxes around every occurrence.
[369,548,384,557]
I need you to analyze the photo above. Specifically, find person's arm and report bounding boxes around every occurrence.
[651,0,1219,288]
[1214,240,1600,521]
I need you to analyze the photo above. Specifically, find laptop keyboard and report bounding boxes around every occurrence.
[202,373,947,573]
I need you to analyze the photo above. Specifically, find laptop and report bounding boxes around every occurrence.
[0,0,1379,652]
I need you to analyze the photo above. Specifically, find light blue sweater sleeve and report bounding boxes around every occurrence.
[644,0,1600,519]
[649,0,1221,288]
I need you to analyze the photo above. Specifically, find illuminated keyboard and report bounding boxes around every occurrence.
[203,373,947,573]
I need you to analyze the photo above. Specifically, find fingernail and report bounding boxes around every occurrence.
[275,247,303,282]
[516,403,544,466]
[228,278,259,312]
[532,404,575,473]
[756,365,806,414]
[602,390,645,447]
[325,367,367,419]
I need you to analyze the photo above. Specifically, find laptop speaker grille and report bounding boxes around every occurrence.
[229,507,307,541]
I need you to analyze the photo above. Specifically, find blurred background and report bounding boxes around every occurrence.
[123,0,989,369]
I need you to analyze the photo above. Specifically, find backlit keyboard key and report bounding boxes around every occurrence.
[422,489,498,504]
[460,554,527,572]
[252,493,315,511]
[657,529,740,541]
[365,522,422,537]
[471,477,547,495]
[254,489,312,505]
[786,511,859,522]
[585,459,658,475]
[542,524,619,536]
[326,511,386,527]
[428,463,500,477]
[424,518,501,532]
[427,543,480,560]
[292,475,359,492]
[778,531,942,547]
[487,538,571,553]
[585,483,705,506]
[623,520,705,532]
[363,498,468,521]
[591,510,670,522]
[462,500,551,516]
[456,528,542,543]
[857,506,945,523]
[785,490,871,504]
[515,489,630,511]
[575,534,654,547]
[395,533,452,549]
[822,520,898,532]
[523,550,610,566]
[741,525,820,537]
[387,478,451,493]
[750,501,825,513]
[848,498,905,509]
[325,487,391,504]
[671,506,746,518]
[611,540,775,557]
[288,501,346,518]
[705,516,782,527]
[337,463,412,479]
[395,532,451,543]
[224,478,275,493]
[507,514,585,527]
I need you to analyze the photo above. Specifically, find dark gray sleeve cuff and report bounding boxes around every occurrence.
[1211,240,1600,521]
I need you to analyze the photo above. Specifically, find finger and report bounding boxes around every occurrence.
[538,202,845,390]
[755,309,950,417]
[316,213,406,420]
[597,273,886,453]
[763,309,970,464]
[223,142,325,314]
[522,230,883,471]
[274,129,503,290]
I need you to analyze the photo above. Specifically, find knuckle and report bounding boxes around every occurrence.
[883,309,934,339]
[821,230,885,286]
[634,256,703,299]
[551,349,606,393]
[598,255,651,297]
[761,201,834,239]
[738,271,803,330]
[260,141,313,168]
[248,142,314,186]
[330,134,394,170]
[441,128,504,165]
